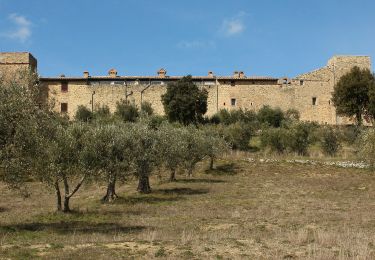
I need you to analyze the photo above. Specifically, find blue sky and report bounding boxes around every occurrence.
[0,0,374,78]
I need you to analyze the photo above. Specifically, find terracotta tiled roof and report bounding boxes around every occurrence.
[40,75,278,81]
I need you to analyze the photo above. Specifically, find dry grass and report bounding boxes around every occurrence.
[1,156,375,259]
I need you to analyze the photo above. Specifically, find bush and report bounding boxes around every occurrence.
[260,127,289,154]
[141,101,154,116]
[320,126,340,156]
[75,105,93,122]
[338,126,363,145]
[257,106,284,127]
[288,123,314,156]
[94,105,111,118]
[211,109,257,125]
[114,101,139,122]
[358,128,375,167]
[220,122,253,150]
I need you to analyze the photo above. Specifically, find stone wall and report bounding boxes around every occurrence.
[2,52,371,125]
[0,52,37,84]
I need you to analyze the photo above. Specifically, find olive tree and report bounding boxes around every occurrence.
[180,126,208,177]
[130,123,160,193]
[82,123,133,202]
[157,124,187,181]
[40,123,91,212]
[0,72,47,192]
[358,128,375,167]
[201,126,229,170]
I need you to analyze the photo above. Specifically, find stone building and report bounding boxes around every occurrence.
[0,52,372,125]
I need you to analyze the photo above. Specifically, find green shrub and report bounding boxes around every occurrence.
[358,128,375,167]
[221,122,253,150]
[338,126,363,145]
[114,101,139,122]
[288,123,313,155]
[260,127,289,154]
[141,101,154,116]
[75,105,93,122]
[94,105,111,118]
[320,126,340,156]
[257,105,284,127]
[210,108,258,125]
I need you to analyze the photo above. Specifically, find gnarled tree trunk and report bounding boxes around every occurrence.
[102,173,118,203]
[54,180,62,212]
[137,175,151,193]
[209,156,214,170]
[169,169,176,182]
[61,173,87,213]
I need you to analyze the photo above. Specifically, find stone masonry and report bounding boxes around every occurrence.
[0,52,372,125]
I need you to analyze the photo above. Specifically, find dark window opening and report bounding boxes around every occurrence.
[312,97,317,106]
[223,102,226,106]
[230,81,235,86]
[250,102,253,106]
[328,100,331,105]
[231,98,236,106]
[61,82,68,92]
[300,80,304,86]
[61,103,68,113]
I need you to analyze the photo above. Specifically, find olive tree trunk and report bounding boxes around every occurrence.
[137,174,151,194]
[209,156,214,170]
[102,173,118,203]
[61,173,87,212]
[169,169,176,182]
[54,180,62,212]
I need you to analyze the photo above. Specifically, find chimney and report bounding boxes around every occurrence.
[83,71,89,78]
[157,68,167,78]
[108,68,118,77]
[233,71,239,78]
[239,71,245,79]
[208,71,214,78]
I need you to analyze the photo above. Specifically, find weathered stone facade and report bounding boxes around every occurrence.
[0,52,372,125]
[0,52,37,83]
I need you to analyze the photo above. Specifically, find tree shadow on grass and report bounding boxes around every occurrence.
[175,178,226,184]
[154,187,209,196]
[205,163,239,176]
[0,222,146,234]
[114,195,183,205]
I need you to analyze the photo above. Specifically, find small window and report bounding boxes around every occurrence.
[300,80,304,86]
[61,82,68,92]
[223,102,226,106]
[250,102,253,106]
[328,100,331,105]
[230,81,235,86]
[312,97,317,106]
[231,98,236,106]
[61,103,68,113]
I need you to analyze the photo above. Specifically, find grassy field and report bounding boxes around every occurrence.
[0,155,375,259]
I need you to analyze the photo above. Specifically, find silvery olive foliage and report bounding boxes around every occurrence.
[82,123,134,202]
[358,128,375,167]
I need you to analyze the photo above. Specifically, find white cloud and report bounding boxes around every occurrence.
[1,13,32,42]
[220,12,247,37]
[177,40,216,49]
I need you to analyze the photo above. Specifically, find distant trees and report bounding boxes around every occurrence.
[162,76,208,125]
[332,66,375,125]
